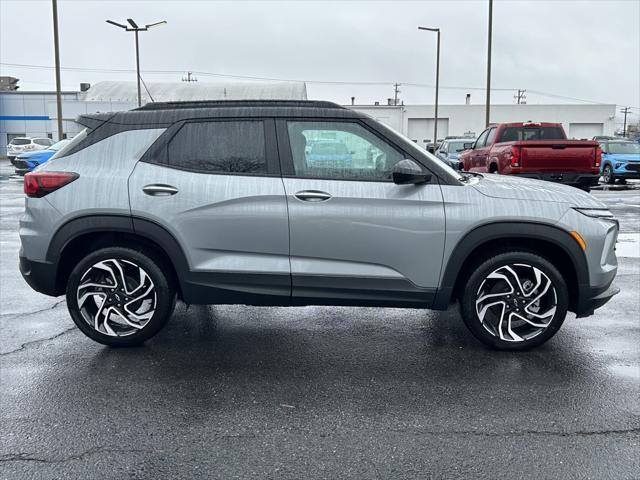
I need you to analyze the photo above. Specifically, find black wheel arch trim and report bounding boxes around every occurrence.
[46,214,191,295]
[432,221,589,310]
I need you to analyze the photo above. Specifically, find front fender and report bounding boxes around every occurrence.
[432,221,589,310]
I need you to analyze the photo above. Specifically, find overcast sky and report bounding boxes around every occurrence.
[1,0,638,124]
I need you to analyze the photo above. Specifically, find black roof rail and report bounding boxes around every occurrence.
[133,99,345,111]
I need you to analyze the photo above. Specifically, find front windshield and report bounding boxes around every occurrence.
[607,142,640,154]
[49,139,70,151]
[448,141,469,153]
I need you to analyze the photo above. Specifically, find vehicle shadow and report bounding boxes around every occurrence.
[82,301,601,409]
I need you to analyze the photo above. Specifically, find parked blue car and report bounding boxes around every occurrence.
[307,140,353,166]
[13,139,70,175]
[599,140,640,184]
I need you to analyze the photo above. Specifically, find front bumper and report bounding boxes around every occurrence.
[575,282,620,318]
[13,158,31,175]
[19,255,61,297]
[513,172,600,189]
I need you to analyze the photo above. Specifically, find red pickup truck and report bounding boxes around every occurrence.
[460,122,601,191]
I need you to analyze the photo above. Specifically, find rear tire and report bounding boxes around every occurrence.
[459,251,569,350]
[66,247,176,347]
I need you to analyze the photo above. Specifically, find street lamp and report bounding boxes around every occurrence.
[418,26,440,149]
[106,18,167,107]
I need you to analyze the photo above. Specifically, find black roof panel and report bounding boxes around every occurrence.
[134,99,345,111]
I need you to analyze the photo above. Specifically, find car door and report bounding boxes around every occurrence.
[276,118,446,307]
[470,128,490,170]
[128,118,291,303]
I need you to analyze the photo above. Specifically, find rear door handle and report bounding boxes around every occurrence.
[142,184,178,196]
[294,190,332,202]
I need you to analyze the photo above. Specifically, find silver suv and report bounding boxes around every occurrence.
[19,100,619,350]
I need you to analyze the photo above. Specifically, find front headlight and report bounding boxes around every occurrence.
[573,208,614,219]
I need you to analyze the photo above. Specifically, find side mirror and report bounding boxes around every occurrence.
[464,142,474,150]
[392,159,432,185]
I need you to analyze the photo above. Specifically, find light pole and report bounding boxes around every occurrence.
[106,18,167,107]
[418,26,440,148]
[52,0,63,140]
[485,0,493,127]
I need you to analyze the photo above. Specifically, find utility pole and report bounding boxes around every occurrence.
[514,89,527,104]
[52,0,63,141]
[418,26,440,145]
[393,83,400,106]
[106,18,167,107]
[620,106,631,137]
[485,0,493,127]
[182,71,198,82]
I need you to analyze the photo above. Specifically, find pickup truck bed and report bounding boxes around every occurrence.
[460,122,601,190]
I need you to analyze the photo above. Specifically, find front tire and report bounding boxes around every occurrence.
[602,164,615,184]
[459,251,569,350]
[66,247,176,347]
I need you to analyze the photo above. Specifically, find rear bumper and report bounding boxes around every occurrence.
[19,255,61,297]
[513,172,600,188]
[575,282,619,318]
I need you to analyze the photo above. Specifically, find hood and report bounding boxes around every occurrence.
[16,149,53,160]
[604,153,640,162]
[472,174,604,208]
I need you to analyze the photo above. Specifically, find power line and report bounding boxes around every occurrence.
[0,61,514,90]
[1,61,638,109]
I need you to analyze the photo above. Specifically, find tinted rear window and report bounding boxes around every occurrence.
[167,121,267,174]
[10,138,30,145]
[498,126,565,142]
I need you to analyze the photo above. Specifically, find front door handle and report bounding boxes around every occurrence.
[143,184,178,196]
[294,190,332,202]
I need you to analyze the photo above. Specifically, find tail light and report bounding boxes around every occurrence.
[510,146,521,167]
[594,145,602,168]
[24,171,79,198]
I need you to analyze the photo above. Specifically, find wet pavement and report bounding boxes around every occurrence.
[1,160,638,479]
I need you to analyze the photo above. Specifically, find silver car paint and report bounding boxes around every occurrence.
[282,177,445,289]
[129,162,290,276]
[19,122,617,305]
[20,129,165,262]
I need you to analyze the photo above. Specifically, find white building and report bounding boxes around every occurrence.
[0,80,615,150]
[350,103,617,150]
[0,80,308,149]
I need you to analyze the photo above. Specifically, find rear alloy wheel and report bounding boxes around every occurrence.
[66,247,175,346]
[460,252,568,350]
[602,164,615,184]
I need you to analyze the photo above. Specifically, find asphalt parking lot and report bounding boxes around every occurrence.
[0,160,638,479]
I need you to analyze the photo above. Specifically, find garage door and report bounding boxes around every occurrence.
[569,123,603,139]
[407,118,449,148]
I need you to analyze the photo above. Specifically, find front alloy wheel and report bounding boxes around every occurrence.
[475,264,557,342]
[67,247,175,346]
[460,252,569,350]
[603,164,615,184]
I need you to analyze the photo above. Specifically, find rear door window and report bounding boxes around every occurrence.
[167,121,267,174]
